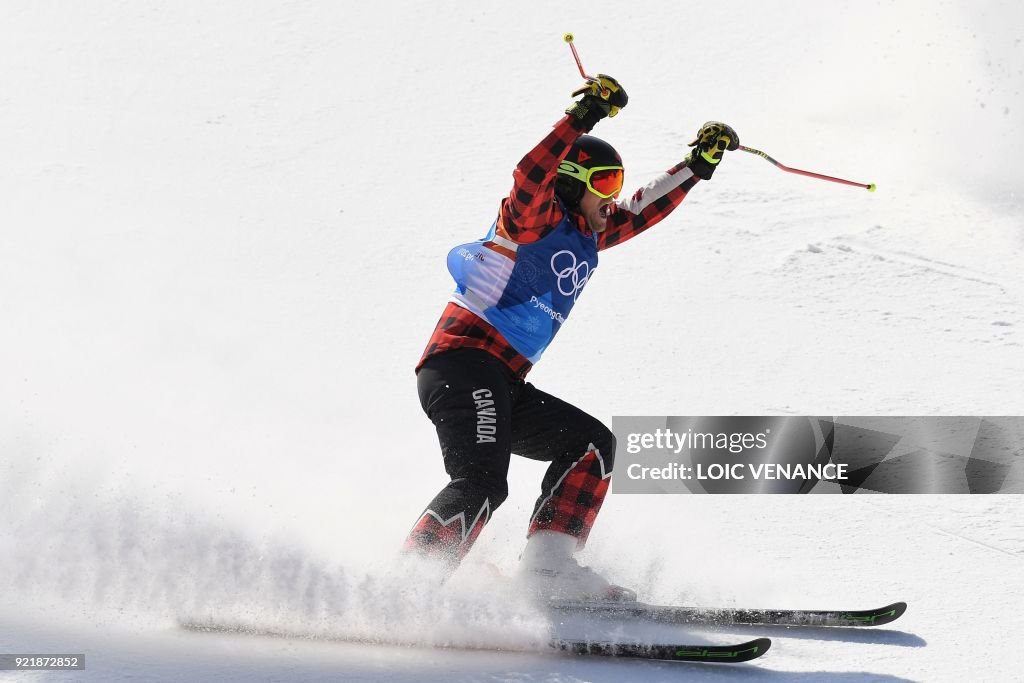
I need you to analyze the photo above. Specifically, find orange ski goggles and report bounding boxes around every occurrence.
[557,160,625,199]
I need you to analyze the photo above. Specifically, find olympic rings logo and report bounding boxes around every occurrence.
[550,250,590,301]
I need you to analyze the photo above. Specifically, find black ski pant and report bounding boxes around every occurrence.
[404,348,616,566]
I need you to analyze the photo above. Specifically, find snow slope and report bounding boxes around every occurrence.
[2,1,1023,680]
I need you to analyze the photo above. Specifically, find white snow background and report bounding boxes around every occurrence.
[2,1,1024,680]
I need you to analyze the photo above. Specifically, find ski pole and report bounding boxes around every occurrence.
[563,34,873,192]
[737,145,876,192]
[563,33,609,97]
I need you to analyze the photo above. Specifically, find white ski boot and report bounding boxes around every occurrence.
[516,531,636,603]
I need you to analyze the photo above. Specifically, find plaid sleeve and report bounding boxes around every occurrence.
[500,115,590,245]
[597,161,701,251]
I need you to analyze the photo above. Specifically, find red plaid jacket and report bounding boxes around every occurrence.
[417,114,701,378]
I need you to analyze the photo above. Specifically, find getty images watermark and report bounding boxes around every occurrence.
[612,416,1024,494]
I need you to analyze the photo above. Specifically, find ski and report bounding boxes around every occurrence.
[550,600,907,628]
[179,621,770,664]
[551,636,770,663]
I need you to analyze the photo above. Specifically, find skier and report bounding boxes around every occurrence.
[405,73,738,601]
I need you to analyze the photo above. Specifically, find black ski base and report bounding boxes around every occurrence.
[550,600,907,628]
[180,621,770,665]
[553,636,771,663]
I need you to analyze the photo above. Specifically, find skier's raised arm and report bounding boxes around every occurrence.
[598,122,740,251]
[499,75,628,244]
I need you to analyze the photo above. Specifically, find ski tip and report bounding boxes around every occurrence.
[856,601,907,626]
[748,636,772,654]
[881,601,907,623]
[665,637,771,664]
[731,637,772,663]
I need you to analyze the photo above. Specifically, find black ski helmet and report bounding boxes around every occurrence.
[555,135,623,208]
